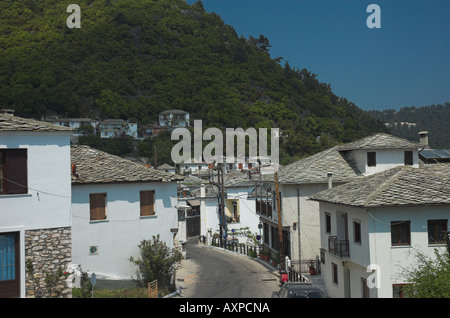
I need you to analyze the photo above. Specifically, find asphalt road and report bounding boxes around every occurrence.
[175,240,281,298]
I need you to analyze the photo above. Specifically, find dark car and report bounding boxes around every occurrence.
[272,283,325,298]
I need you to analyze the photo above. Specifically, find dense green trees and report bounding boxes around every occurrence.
[0,0,387,164]
[367,103,450,148]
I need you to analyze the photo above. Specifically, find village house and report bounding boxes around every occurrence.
[99,119,138,139]
[70,145,183,286]
[309,163,450,298]
[43,117,99,136]
[0,111,73,298]
[158,109,190,128]
[256,133,423,272]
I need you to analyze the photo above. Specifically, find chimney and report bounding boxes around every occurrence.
[71,164,78,178]
[419,131,429,147]
[327,172,333,189]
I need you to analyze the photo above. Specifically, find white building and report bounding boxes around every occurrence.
[99,119,138,139]
[158,110,190,128]
[310,164,450,298]
[258,133,423,268]
[44,117,98,136]
[0,112,72,298]
[224,178,261,238]
[70,145,183,283]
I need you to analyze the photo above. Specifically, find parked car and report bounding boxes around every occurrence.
[272,283,325,298]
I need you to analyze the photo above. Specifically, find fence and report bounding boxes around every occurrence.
[148,280,158,298]
[211,237,261,258]
[286,257,320,282]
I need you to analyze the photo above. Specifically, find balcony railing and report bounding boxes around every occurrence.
[328,236,350,258]
[256,200,272,219]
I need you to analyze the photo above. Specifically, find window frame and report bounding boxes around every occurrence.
[354,220,361,244]
[332,262,338,285]
[325,213,331,234]
[367,151,376,167]
[140,190,155,217]
[391,220,411,246]
[427,219,448,244]
[404,151,413,166]
[0,149,28,195]
[89,193,107,221]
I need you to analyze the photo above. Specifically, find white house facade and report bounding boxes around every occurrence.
[0,113,72,298]
[70,145,183,283]
[310,164,450,298]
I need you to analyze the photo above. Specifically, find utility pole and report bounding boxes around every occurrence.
[274,171,283,269]
[219,163,227,248]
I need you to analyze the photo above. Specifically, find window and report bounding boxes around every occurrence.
[404,151,413,166]
[332,263,338,284]
[0,149,27,195]
[140,190,155,216]
[427,219,447,244]
[325,213,331,233]
[367,152,376,167]
[361,278,369,298]
[391,221,411,246]
[354,220,361,244]
[89,193,106,221]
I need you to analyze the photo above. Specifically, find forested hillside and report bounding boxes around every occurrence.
[0,0,387,164]
[367,103,450,149]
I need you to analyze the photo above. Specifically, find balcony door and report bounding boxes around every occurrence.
[0,232,20,297]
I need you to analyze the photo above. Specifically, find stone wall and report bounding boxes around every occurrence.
[25,227,72,298]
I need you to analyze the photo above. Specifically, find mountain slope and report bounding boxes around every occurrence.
[367,103,450,148]
[0,0,387,164]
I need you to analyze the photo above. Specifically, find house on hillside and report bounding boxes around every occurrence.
[70,145,183,285]
[157,163,177,174]
[0,112,72,298]
[43,117,98,136]
[158,110,190,128]
[99,119,138,139]
[256,133,423,271]
[309,164,450,298]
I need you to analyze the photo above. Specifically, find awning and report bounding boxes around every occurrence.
[187,199,201,207]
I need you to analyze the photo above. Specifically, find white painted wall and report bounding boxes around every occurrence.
[0,132,72,230]
[0,131,72,298]
[71,181,179,280]
[348,149,419,176]
[225,186,260,237]
[319,202,449,298]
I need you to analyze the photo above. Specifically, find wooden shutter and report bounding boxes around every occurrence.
[90,193,106,221]
[140,191,155,216]
[4,149,27,194]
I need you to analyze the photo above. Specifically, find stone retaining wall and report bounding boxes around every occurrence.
[25,227,72,298]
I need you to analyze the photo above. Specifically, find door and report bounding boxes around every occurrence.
[0,232,20,297]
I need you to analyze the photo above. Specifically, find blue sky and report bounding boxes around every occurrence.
[187,0,450,111]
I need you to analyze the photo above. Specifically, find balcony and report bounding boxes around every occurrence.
[328,236,350,258]
[256,200,272,219]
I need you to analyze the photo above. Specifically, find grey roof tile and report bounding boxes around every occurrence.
[71,145,184,184]
[0,114,72,132]
[310,164,450,207]
[336,133,422,151]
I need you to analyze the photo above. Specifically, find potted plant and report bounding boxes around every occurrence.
[272,255,279,267]
[264,250,270,262]
[308,260,316,275]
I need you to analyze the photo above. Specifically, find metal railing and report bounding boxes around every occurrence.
[328,236,350,257]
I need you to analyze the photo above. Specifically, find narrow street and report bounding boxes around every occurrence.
[175,239,281,298]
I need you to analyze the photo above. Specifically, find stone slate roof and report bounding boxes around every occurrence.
[310,164,450,207]
[0,114,72,132]
[278,146,361,184]
[71,145,183,184]
[336,133,422,151]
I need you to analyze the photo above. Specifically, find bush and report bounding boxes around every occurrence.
[129,235,182,291]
